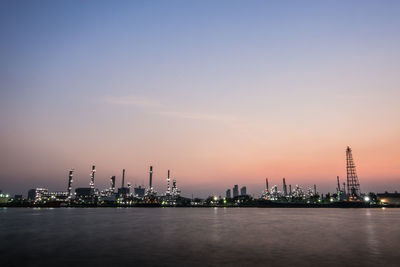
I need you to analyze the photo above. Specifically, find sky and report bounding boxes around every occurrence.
[0,0,399,198]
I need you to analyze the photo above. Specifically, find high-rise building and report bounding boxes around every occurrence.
[240,186,247,196]
[233,185,239,198]
[226,189,231,198]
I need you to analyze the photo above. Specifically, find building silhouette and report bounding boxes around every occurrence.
[233,185,239,198]
[226,189,231,198]
[240,186,247,196]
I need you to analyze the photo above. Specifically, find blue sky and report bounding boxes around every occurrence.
[1,0,399,197]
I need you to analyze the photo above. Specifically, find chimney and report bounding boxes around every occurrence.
[149,166,153,189]
[122,169,125,188]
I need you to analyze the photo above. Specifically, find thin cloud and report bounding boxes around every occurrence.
[103,95,237,122]
[103,95,163,109]
[155,111,237,122]
[103,94,268,145]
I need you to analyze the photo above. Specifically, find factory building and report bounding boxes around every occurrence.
[0,193,9,204]
[27,188,49,202]
[118,169,130,197]
[27,188,69,204]
[74,165,99,204]
[134,186,145,198]
[75,188,96,203]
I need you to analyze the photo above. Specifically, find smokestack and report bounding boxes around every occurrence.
[89,165,96,189]
[167,170,171,195]
[265,178,269,191]
[314,184,317,195]
[283,178,287,196]
[110,176,116,191]
[289,184,292,195]
[67,169,74,198]
[337,176,340,192]
[149,166,153,189]
[122,169,126,188]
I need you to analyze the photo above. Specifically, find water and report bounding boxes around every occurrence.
[1,208,399,267]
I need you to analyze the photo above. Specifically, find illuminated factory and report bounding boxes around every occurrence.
[117,169,130,198]
[75,165,98,204]
[1,146,398,207]
[161,170,182,205]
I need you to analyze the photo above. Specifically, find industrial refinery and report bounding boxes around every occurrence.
[1,146,399,207]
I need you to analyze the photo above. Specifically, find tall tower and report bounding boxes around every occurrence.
[166,170,171,196]
[283,178,287,196]
[171,179,181,197]
[122,169,126,188]
[67,169,74,199]
[149,166,153,190]
[226,189,231,198]
[233,185,239,198]
[110,176,116,192]
[346,146,361,200]
[265,178,269,192]
[89,165,96,189]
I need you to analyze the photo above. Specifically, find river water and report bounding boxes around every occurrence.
[1,208,399,266]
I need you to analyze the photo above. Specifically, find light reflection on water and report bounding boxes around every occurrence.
[1,208,400,267]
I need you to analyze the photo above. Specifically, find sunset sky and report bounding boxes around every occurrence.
[1,0,399,197]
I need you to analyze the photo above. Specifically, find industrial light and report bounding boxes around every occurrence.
[364,196,370,202]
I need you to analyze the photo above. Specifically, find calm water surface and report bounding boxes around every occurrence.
[1,208,399,267]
